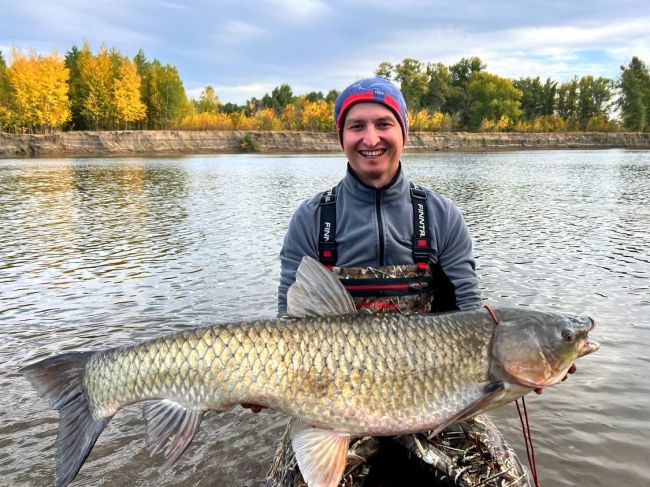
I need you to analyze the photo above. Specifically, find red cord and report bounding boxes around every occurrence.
[486,304,541,485]
[516,397,540,486]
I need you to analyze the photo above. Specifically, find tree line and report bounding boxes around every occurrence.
[0,43,649,133]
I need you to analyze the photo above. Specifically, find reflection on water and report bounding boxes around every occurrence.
[1,151,649,486]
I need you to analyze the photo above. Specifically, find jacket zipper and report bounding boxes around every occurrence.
[376,189,385,265]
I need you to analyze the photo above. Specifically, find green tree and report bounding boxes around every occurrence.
[138,56,190,129]
[0,52,10,129]
[220,101,244,114]
[421,63,451,113]
[375,62,394,79]
[261,84,295,114]
[393,58,428,110]
[467,72,522,129]
[195,85,220,113]
[325,89,339,104]
[557,78,579,125]
[513,77,545,120]
[444,57,486,128]
[0,52,8,95]
[64,45,88,129]
[541,78,558,116]
[556,76,614,130]
[619,57,650,131]
[304,91,324,102]
[577,76,614,129]
[450,57,486,85]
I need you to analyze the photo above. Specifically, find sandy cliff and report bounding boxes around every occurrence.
[1,130,650,158]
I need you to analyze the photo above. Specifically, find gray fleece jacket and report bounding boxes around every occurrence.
[278,164,481,316]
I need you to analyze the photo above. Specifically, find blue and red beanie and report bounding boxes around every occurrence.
[334,77,409,146]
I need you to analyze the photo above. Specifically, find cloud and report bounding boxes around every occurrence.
[2,0,648,104]
[213,21,268,45]
[6,1,155,49]
[213,82,276,103]
[262,0,331,19]
[505,18,650,48]
[154,0,193,11]
[349,16,650,84]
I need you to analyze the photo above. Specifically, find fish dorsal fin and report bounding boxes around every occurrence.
[290,421,350,487]
[287,256,357,317]
[143,400,205,471]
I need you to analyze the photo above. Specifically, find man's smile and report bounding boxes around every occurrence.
[359,149,387,158]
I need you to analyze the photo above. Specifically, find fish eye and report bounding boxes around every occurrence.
[562,329,575,342]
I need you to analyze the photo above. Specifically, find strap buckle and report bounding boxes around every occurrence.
[410,184,427,200]
[318,242,337,265]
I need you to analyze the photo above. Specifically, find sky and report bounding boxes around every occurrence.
[1,0,649,104]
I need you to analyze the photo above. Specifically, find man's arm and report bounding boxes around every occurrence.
[436,201,482,310]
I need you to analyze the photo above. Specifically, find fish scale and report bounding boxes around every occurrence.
[81,312,495,434]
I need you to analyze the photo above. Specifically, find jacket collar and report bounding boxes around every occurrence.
[342,163,409,203]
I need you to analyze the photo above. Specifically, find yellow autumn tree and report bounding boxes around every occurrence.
[0,52,12,130]
[280,103,302,130]
[114,59,146,127]
[5,48,70,133]
[178,112,234,130]
[253,108,281,130]
[301,100,334,131]
[231,110,256,130]
[77,43,116,129]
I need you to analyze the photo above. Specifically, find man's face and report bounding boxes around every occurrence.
[341,102,404,188]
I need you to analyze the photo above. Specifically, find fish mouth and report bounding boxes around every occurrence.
[580,339,600,357]
[580,317,600,357]
[511,376,546,389]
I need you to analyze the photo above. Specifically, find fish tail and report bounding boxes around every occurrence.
[21,352,112,487]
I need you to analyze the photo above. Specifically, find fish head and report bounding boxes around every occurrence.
[492,308,600,389]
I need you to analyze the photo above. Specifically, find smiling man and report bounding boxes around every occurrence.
[278,77,481,316]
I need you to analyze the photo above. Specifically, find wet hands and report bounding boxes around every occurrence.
[534,363,577,395]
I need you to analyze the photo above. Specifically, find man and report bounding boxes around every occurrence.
[278,77,481,316]
[272,77,575,486]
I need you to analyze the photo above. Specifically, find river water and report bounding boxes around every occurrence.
[1,150,648,486]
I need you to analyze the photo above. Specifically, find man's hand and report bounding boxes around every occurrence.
[534,363,577,395]
[562,363,578,380]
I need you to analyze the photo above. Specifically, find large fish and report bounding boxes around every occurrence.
[21,256,599,487]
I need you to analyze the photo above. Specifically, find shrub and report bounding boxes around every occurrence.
[240,132,259,152]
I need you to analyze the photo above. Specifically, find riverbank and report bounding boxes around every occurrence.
[2,130,650,158]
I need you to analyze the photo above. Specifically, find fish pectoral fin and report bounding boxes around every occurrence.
[143,400,205,470]
[290,421,350,487]
[287,256,357,317]
[428,381,506,439]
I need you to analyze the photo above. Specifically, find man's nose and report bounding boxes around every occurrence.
[362,127,380,146]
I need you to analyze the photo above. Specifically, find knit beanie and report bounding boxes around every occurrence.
[334,77,409,146]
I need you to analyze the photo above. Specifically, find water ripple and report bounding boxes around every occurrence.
[1,151,649,486]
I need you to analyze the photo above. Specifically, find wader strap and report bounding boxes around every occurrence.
[410,183,431,271]
[318,183,432,270]
[318,186,337,268]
